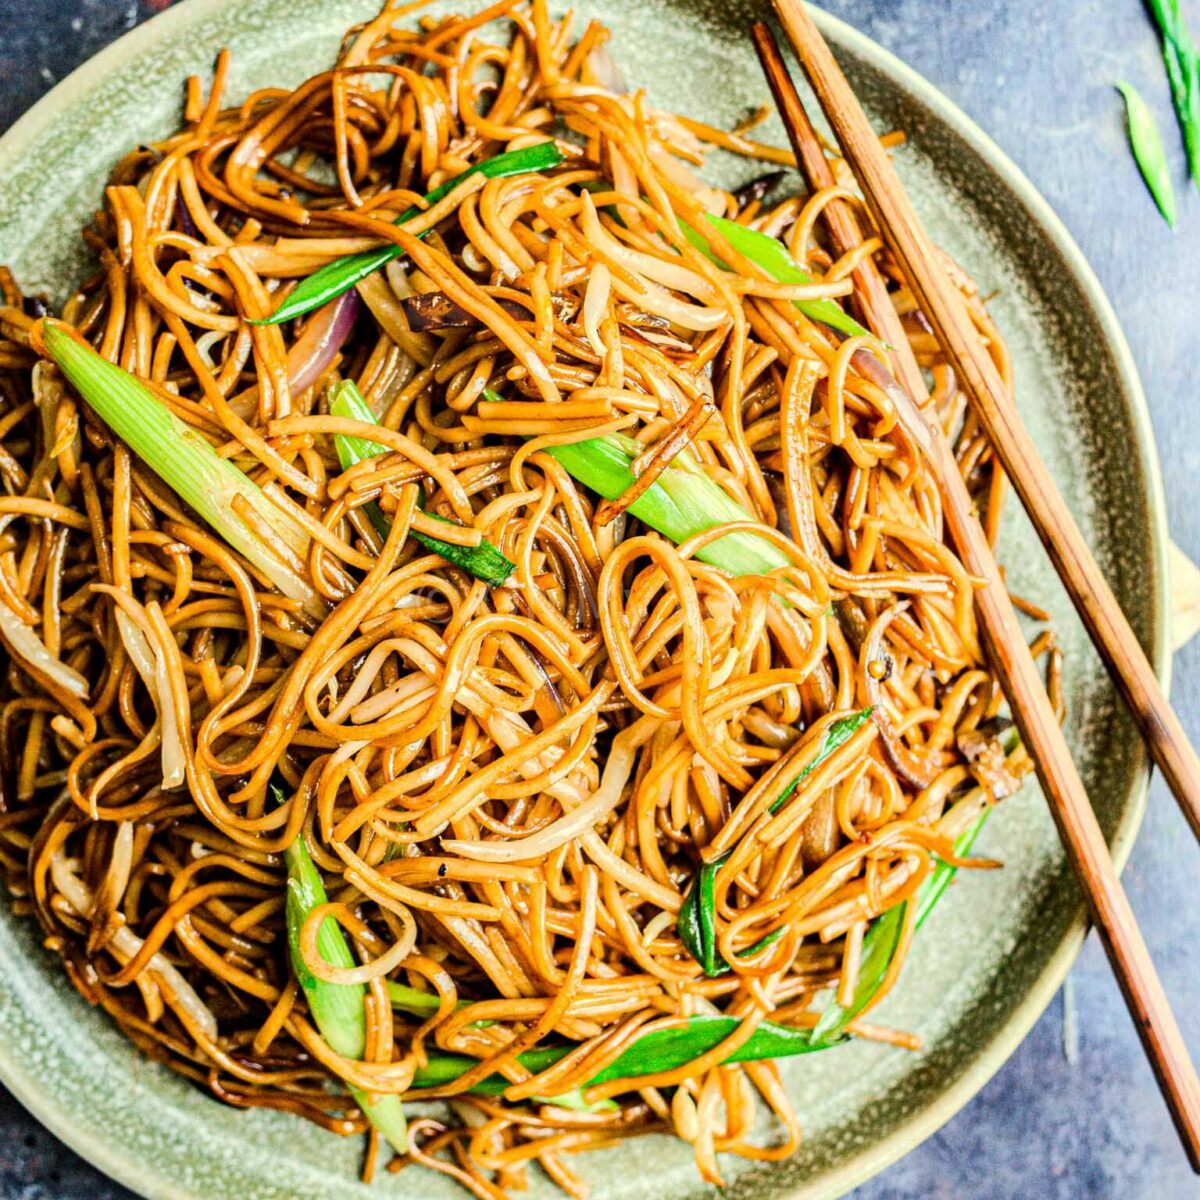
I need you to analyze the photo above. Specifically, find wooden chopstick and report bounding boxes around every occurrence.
[757,7,1200,1171]
[768,2,1200,844]
[749,24,928,405]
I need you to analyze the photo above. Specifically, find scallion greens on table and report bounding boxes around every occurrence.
[1146,0,1200,189]
[1117,81,1179,225]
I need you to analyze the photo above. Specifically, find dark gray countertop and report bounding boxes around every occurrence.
[1,1,1199,1197]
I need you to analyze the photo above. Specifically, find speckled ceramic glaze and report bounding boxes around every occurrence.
[0,2,1170,1198]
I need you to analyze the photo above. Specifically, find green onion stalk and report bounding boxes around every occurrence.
[677,709,874,977]
[541,425,790,577]
[275,780,409,1151]
[261,143,564,325]
[1146,0,1200,189]
[38,321,319,612]
[1116,81,1178,226]
[681,212,871,338]
[807,808,989,1044]
[330,380,515,586]
[576,179,869,339]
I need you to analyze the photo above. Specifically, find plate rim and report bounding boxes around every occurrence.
[0,2,1171,1199]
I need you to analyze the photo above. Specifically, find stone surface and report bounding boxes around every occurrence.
[1,1,1198,1198]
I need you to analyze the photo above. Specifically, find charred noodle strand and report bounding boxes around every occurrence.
[0,5,1041,1196]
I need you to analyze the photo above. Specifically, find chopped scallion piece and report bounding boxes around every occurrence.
[682,214,872,338]
[277,779,408,1152]
[1146,0,1200,189]
[807,810,990,1046]
[385,981,613,1110]
[330,380,515,586]
[262,143,565,325]
[677,709,873,977]
[39,321,317,610]
[579,180,869,337]
[1116,81,1178,225]
[541,427,790,577]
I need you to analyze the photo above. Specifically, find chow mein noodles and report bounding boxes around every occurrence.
[0,1,1060,1193]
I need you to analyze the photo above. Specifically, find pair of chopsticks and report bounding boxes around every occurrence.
[755,0,1200,1171]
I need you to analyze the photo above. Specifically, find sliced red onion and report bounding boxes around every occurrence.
[286,289,362,395]
[176,197,199,240]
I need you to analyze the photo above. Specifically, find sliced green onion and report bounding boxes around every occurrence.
[386,981,447,1018]
[677,709,874,977]
[681,214,871,338]
[1116,81,1178,226]
[542,429,789,577]
[578,180,867,338]
[410,808,992,1098]
[276,780,408,1152]
[411,1010,847,1097]
[39,321,317,610]
[262,143,565,325]
[766,709,874,817]
[806,809,989,1047]
[330,380,514,586]
[1146,0,1200,188]
[677,857,722,977]
[385,981,613,1110]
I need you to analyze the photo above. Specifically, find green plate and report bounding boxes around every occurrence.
[0,2,1169,1198]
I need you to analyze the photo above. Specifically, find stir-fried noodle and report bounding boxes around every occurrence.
[0,2,1060,1193]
